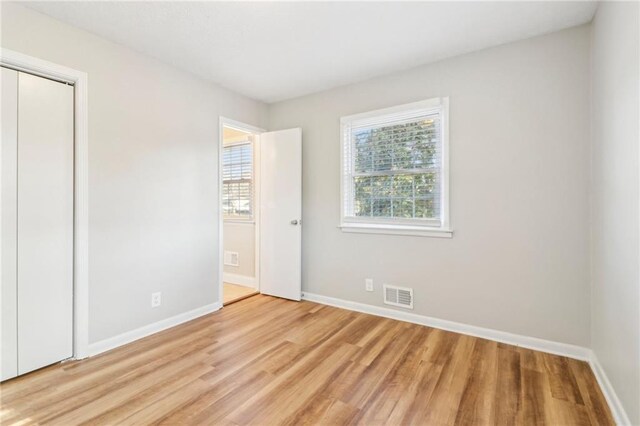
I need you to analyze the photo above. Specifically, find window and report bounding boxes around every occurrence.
[222,142,253,218]
[340,98,450,237]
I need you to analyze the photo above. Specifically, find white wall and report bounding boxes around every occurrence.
[591,2,640,424]
[269,25,592,346]
[1,3,268,344]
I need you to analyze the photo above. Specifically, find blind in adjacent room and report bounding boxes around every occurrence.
[222,142,253,217]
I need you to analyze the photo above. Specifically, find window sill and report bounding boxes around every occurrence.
[339,223,453,238]
[223,219,255,225]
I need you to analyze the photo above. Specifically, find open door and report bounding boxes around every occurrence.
[259,128,302,301]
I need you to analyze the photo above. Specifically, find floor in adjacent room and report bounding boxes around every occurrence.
[0,295,614,425]
[223,283,258,305]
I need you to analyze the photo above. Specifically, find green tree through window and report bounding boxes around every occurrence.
[351,117,441,220]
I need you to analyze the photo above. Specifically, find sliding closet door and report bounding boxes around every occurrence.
[1,68,19,381]
[17,72,74,375]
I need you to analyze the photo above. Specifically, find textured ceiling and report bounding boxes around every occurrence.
[24,1,598,103]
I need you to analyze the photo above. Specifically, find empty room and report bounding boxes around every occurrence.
[0,1,638,425]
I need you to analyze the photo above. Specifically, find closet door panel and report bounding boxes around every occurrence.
[17,72,74,374]
[1,67,18,381]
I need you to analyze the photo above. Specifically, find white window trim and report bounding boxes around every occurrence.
[223,219,256,224]
[223,139,251,148]
[339,97,451,238]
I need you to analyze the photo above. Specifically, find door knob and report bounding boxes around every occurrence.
[290,219,299,225]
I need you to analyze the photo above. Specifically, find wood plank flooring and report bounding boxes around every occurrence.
[0,295,614,425]
[223,283,258,305]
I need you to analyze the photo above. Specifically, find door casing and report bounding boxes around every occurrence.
[218,117,265,305]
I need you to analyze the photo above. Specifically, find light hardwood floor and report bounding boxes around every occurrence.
[223,283,258,305]
[0,295,613,425]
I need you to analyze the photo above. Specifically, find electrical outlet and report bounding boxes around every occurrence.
[365,278,374,292]
[151,292,162,308]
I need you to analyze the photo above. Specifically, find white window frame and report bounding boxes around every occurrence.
[222,138,255,222]
[339,97,452,238]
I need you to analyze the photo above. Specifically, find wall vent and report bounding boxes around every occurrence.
[383,284,413,309]
[224,251,239,266]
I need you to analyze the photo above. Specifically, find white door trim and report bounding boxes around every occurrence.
[0,48,89,359]
[218,117,264,306]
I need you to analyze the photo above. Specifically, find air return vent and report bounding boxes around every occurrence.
[383,284,413,309]
[224,251,239,266]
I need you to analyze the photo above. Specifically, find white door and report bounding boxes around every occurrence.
[17,72,74,375]
[259,128,302,301]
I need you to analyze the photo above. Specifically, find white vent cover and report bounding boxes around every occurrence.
[224,251,239,266]
[383,284,413,309]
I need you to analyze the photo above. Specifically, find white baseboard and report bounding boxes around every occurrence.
[301,292,591,361]
[223,273,256,288]
[87,302,222,357]
[588,352,632,426]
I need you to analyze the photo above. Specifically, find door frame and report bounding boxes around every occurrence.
[217,117,265,306]
[0,48,90,359]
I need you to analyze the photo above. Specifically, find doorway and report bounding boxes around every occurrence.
[219,118,263,305]
[217,118,303,306]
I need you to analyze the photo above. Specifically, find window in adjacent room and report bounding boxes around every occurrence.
[222,140,253,218]
[340,97,450,237]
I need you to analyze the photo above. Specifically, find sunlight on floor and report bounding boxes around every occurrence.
[223,283,257,305]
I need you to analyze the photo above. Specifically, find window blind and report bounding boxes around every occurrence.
[342,106,443,226]
[222,142,253,217]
